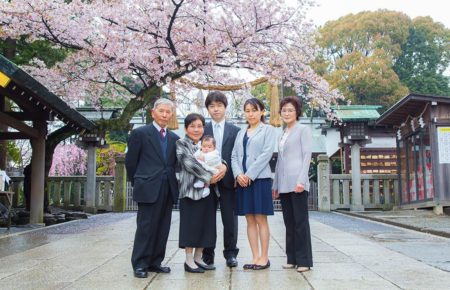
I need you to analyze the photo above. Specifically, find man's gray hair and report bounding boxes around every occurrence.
[153,98,175,111]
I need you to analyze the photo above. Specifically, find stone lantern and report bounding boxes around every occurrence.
[335,105,382,211]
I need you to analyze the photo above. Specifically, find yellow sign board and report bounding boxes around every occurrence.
[0,70,11,88]
[438,127,450,133]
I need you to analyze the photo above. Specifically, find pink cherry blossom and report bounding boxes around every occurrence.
[49,144,87,176]
[0,0,344,116]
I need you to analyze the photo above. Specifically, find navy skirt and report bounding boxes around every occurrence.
[236,178,274,216]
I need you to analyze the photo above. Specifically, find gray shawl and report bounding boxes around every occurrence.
[176,136,214,200]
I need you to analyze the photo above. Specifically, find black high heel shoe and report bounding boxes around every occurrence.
[184,263,205,273]
[253,260,270,270]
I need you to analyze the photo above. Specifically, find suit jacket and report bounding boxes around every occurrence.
[125,124,180,203]
[176,137,214,200]
[273,123,312,193]
[204,121,240,189]
[231,123,275,181]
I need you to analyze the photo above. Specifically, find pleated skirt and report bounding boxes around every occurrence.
[236,178,274,216]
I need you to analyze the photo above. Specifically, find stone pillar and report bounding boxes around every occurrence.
[433,205,443,215]
[317,154,331,211]
[30,121,46,225]
[113,156,127,212]
[84,144,97,214]
[350,142,364,211]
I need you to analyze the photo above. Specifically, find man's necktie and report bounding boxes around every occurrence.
[214,123,222,154]
[160,128,165,140]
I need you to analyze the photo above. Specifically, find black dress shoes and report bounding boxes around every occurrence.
[184,263,205,273]
[134,268,148,278]
[148,265,171,273]
[253,260,270,270]
[226,257,238,267]
[195,261,216,271]
[202,255,214,265]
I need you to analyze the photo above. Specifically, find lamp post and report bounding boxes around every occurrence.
[342,122,371,211]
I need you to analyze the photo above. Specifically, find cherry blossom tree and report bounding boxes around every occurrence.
[49,144,87,176]
[0,0,342,130]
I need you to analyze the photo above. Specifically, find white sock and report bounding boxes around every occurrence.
[194,248,206,265]
[186,252,198,268]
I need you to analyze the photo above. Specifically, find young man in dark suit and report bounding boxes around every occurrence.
[125,98,180,278]
[202,91,240,267]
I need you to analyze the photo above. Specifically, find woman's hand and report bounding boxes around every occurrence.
[210,164,227,184]
[272,189,279,200]
[237,174,250,187]
[294,183,305,193]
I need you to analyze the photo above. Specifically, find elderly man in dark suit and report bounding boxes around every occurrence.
[125,98,179,278]
[202,91,241,268]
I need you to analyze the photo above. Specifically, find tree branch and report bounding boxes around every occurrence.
[166,0,185,57]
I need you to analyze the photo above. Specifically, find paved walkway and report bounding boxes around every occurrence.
[1,211,450,289]
[340,209,450,238]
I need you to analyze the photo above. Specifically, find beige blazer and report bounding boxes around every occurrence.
[273,123,312,193]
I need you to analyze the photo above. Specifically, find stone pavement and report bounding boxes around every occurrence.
[1,211,450,290]
[339,209,450,238]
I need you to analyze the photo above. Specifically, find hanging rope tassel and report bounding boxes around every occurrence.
[167,84,179,130]
[268,82,282,127]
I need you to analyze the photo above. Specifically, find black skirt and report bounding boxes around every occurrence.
[179,193,217,248]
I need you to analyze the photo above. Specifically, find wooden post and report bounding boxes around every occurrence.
[113,156,127,212]
[317,154,331,211]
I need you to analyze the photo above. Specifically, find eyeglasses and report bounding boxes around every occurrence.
[281,109,295,114]
[188,124,204,129]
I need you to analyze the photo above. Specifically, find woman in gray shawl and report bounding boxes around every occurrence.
[177,113,225,273]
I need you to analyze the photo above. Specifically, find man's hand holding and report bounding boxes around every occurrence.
[210,164,227,184]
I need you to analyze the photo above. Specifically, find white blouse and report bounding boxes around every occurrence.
[279,129,291,156]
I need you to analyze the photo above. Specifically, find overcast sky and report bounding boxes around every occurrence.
[304,0,450,28]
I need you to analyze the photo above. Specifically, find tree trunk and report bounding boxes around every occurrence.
[95,85,161,131]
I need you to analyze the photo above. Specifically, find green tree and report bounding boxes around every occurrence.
[316,10,412,109]
[317,10,411,64]
[394,17,450,96]
[96,142,126,176]
[326,49,409,108]
[0,37,68,66]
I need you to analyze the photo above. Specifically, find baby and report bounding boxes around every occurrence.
[194,135,222,198]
